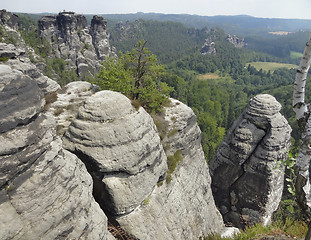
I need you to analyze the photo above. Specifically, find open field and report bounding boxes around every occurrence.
[198,72,220,80]
[246,62,298,72]
[290,51,303,59]
[198,72,235,84]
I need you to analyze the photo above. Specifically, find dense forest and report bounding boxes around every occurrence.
[15,13,311,161]
[106,18,310,160]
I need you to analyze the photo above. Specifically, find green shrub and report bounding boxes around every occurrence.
[0,57,9,62]
[167,150,183,174]
[167,128,178,137]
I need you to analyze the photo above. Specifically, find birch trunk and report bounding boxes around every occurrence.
[293,33,311,240]
[293,35,311,121]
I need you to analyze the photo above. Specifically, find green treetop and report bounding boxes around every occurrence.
[95,40,173,113]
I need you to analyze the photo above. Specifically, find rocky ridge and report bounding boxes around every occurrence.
[38,12,116,79]
[209,94,292,228]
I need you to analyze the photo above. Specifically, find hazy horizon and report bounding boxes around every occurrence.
[2,0,311,20]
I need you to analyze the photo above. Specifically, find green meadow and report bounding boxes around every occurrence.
[246,62,298,73]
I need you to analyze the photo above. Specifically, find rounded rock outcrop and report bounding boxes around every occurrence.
[0,67,109,240]
[63,90,168,215]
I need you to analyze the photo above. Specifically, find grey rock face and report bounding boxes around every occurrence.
[295,116,311,219]
[38,12,115,79]
[209,94,292,228]
[0,9,18,30]
[201,41,216,55]
[226,34,245,48]
[116,99,233,239]
[0,43,60,94]
[0,66,110,239]
[47,81,96,136]
[63,90,168,216]
[90,15,111,59]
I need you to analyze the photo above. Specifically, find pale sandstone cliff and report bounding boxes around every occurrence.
[38,12,115,79]
[0,65,111,239]
[209,94,292,228]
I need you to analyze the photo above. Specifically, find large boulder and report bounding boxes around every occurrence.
[209,94,292,228]
[63,91,168,216]
[0,66,110,240]
[112,99,235,239]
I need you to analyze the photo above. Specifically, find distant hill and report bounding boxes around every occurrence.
[15,11,311,35]
[102,13,311,35]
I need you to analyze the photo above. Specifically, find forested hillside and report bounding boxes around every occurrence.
[15,13,311,161]
[106,18,310,160]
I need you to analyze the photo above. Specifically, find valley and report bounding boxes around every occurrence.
[1,9,311,239]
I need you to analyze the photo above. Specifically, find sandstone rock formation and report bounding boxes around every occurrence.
[226,34,245,48]
[209,94,292,228]
[201,40,216,55]
[115,98,236,239]
[0,65,111,239]
[38,12,115,79]
[0,42,60,94]
[62,91,235,239]
[0,9,18,30]
[63,91,168,217]
[47,81,97,136]
[0,10,26,50]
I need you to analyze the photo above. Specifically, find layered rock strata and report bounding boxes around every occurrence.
[115,98,234,239]
[0,65,110,239]
[63,91,234,239]
[63,91,168,216]
[46,81,97,136]
[209,94,292,228]
[38,12,115,79]
[0,42,60,94]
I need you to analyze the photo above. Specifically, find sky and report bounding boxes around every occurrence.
[2,0,311,19]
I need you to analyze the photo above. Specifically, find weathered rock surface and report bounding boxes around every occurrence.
[201,40,216,55]
[0,66,110,239]
[0,10,60,95]
[0,43,60,94]
[47,81,97,136]
[38,12,115,79]
[209,94,292,228]
[63,91,168,217]
[226,34,245,48]
[295,116,311,219]
[0,9,18,30]
[115,99,235,239]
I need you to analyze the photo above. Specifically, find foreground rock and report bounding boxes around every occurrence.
[116,99,236,239]
[63,91,235,239]
[0,66,110,239]
[63,91,168,216]
[209,94,292,228]
[0,42,60,94]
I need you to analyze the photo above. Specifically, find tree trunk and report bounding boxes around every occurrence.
[293,35,311,121]
[293,33,311,240]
